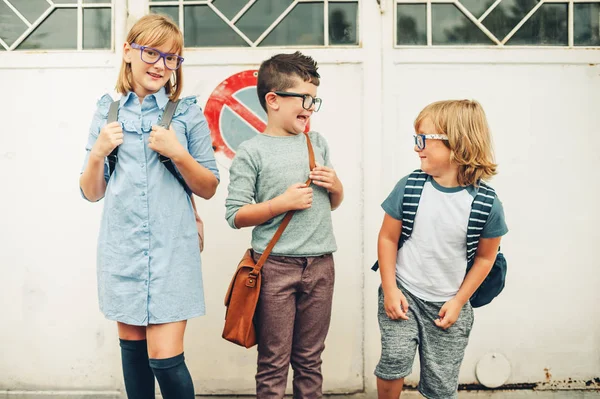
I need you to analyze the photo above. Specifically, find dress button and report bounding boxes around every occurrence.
[139,136,143,141]
[141,192,146,196]
[143,224,147,228]
[144,251,148,256]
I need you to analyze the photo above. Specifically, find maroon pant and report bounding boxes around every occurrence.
[253,252,335,399]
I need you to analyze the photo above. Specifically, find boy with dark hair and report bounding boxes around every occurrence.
[225,51,344,398]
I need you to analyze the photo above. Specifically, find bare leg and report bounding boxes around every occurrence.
[118,322,146,340]
[146,320,186,359]
[377,377,405,399]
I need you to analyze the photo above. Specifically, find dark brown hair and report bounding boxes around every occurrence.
[257,51,320,112]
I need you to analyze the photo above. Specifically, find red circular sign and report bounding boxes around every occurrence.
[205,70,310,160]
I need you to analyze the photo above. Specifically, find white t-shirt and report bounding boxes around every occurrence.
[382,175,508,302]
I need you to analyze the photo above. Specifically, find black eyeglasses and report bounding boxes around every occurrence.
[130,43,184,70]
[274,91,322,112]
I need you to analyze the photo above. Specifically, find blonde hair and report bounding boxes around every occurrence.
[116,14,184,101]
[415,100,497,186]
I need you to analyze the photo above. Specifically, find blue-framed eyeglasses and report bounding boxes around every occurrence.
[414,134,449,150]
[130,43,184,70]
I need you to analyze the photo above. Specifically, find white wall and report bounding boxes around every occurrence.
[367,58,600,390]
[1,0,599,395]
[0,51,366,394]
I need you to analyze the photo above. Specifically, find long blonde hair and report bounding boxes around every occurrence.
[415,100,497,186]
[116,14,184,101]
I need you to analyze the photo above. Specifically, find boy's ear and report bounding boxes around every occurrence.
[123,42,132,63]
[265,92,279,111]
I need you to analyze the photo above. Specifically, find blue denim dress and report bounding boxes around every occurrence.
[81,88,219,326]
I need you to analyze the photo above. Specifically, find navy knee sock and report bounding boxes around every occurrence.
[119,339,155,399]
[149,353,195,399]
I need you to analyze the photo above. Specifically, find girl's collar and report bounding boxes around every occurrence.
[120,87,169,110]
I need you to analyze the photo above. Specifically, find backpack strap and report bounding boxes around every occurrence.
[105,99,191,195]
[158,99,178,129]
[466,181,496,269]
[107,100,119,177]
[157,100,192,195]
[371,169,427,271]
[398,169,427,248]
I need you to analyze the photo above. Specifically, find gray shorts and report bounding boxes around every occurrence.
[375,283,474,399]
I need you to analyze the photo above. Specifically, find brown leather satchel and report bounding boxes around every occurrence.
[222,132,316,348]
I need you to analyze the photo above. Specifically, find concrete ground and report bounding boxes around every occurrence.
[1,391,599,399]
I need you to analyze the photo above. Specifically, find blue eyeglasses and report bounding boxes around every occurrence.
[130,43,184,70]
[414,134,449,150]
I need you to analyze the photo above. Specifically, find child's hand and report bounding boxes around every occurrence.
[435,298,463,330]
[91,122,123,158]
[281,183,313,211]
[309,162,342,194]
[384,286,409,320]
[149,125,186,160]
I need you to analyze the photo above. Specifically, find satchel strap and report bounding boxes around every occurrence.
[251,132,316,275]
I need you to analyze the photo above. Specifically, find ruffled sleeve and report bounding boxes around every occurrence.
[174,95,198,118]
[175,95,220,182]
[80,94,114,202]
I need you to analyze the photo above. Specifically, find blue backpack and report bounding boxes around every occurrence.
[372,169,507,308]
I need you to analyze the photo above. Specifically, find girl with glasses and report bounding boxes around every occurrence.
[79,14,219,399]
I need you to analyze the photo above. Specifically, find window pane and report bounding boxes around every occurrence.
[84,0,112,3]
[482,0,537,41]
[54,0,77,3]
[574,3,600,46]
[83,8,111,49]
[7,0,50,23]
[0,0,27,47]
[507,3,567,46]
[213,0,249,20]
[432,4,494,45]
[235,0,294,42]
[459,0,492,19]
[260,3,324,46]
[329,2,358,45]
[19,8,77,50]
[150,6,179,26]
[396,4,426,45]
[184,5,249,47]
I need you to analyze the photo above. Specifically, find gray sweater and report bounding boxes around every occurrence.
[225,131,337,256]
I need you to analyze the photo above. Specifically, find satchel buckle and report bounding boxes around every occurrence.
[246,271,258,288]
